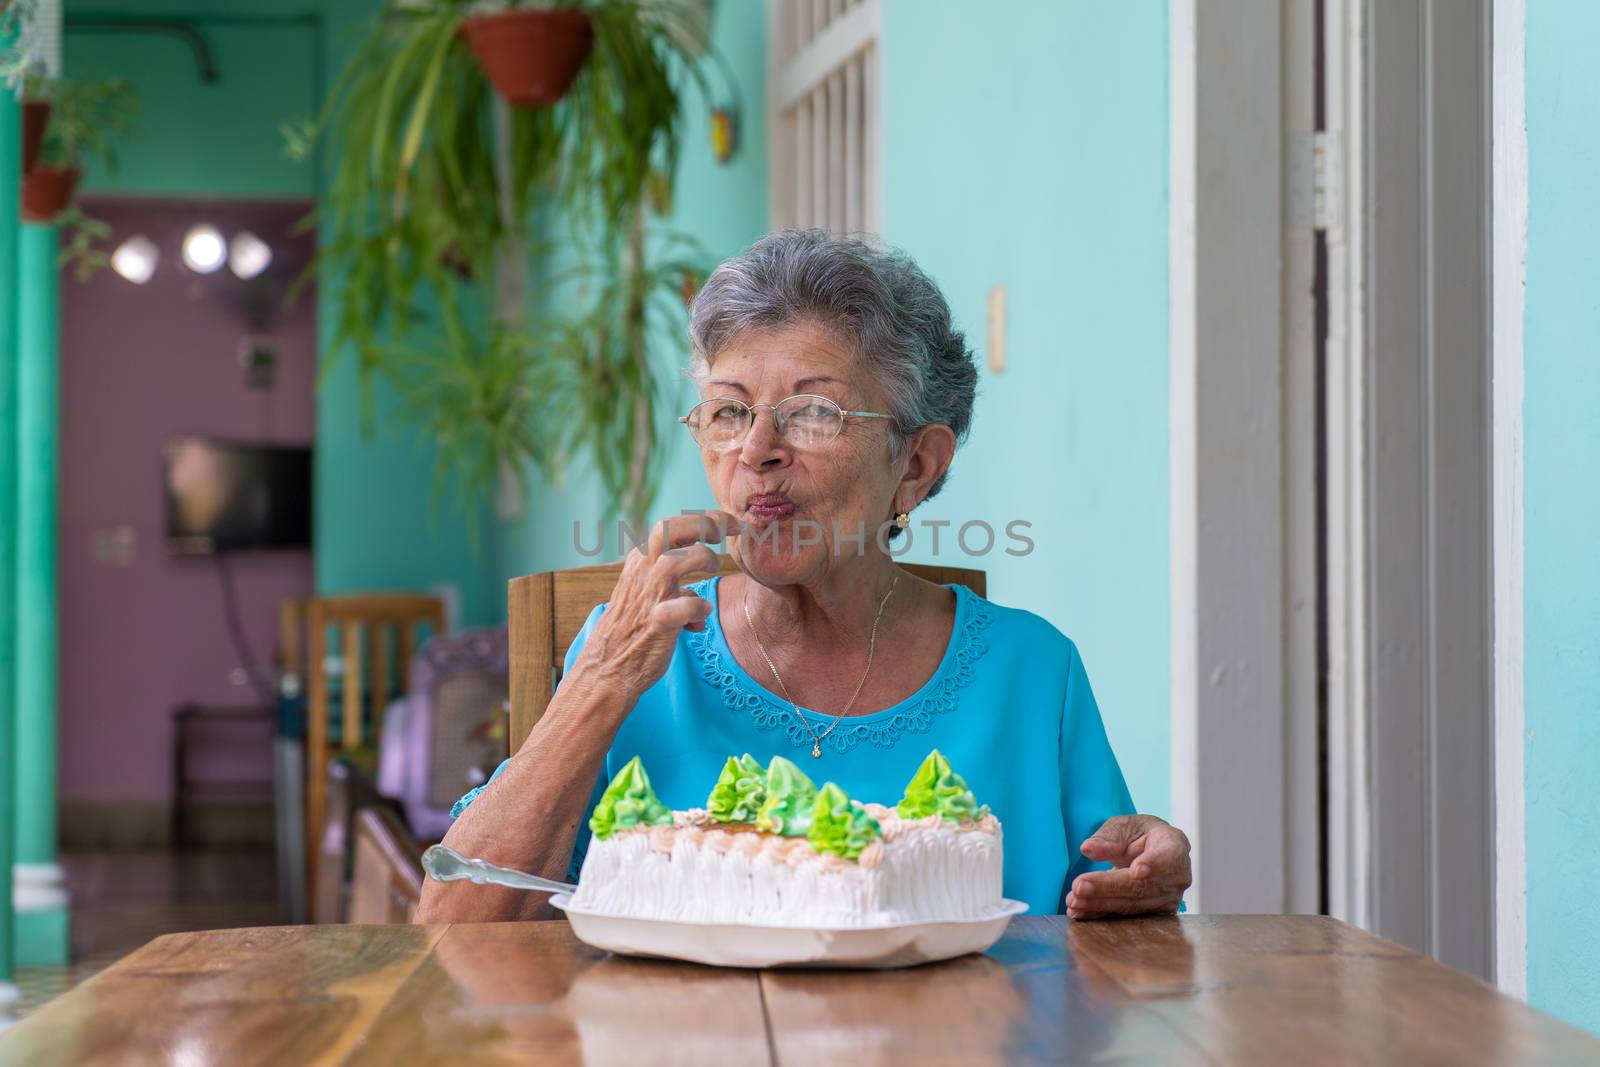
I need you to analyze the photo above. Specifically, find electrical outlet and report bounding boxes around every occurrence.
[241,337,277,390]
[89,526,137,567]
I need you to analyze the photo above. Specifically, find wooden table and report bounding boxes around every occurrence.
[3,916,1597,1065]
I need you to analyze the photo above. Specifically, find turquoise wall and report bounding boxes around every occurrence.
[64,1,319,197]
[1524,0,1600,1036]
[66,0,495,627]
[880,0,1170,817]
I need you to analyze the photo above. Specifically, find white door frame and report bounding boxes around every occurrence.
[1305,0,1503,983]
[1168,0,1321,916]
[1323,0,1371,935]
[1340,0,1496,981]
[1490,0,1528,1000]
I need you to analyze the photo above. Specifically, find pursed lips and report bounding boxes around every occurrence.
[743,491,797,524]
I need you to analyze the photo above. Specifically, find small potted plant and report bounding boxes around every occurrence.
[21,74,139,223]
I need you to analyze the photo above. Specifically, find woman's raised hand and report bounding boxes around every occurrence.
[566,510,737,707]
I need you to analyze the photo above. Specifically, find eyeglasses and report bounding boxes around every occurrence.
[680,394,894,450]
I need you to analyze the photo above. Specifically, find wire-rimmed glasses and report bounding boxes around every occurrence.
[679,394,893,450]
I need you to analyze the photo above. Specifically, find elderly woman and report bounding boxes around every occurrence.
[417,230,1190,924]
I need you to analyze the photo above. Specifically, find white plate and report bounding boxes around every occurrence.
[549,894,1028,969]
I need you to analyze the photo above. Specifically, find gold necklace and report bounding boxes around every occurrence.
[742,572,900,758]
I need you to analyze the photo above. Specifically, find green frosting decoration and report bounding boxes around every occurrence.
[807,782,882,860]
[896,749,990,824]
[705,753,767,823]
[588,756,673,839]
[755,756,818,836]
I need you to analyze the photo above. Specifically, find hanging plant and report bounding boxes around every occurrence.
[389,302,556,544]
[545,226,712,524]
[20,73,138,224]
[55,203,113,280]
[293,0,732,526]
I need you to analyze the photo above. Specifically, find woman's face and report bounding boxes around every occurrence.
[695,320,903,586]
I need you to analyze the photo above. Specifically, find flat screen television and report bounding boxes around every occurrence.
[164,438,313,555]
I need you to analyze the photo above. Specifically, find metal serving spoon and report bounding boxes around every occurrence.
[421,844,577,895]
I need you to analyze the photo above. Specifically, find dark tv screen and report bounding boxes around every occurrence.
[165,438,312,554]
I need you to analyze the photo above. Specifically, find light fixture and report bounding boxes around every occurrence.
[110,234,159,285]
[228,230,273,280]
[181,224,227,274]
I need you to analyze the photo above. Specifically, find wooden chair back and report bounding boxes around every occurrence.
[347,806,425,924]
[304,593,444,913]
[507,556,986,752]
[279,597,309,683]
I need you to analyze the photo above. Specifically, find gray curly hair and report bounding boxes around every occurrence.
[687,229,978,504]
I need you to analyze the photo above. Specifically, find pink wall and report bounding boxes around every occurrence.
[59,198,316,803]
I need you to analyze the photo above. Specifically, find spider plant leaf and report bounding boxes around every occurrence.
[396,19,458,212]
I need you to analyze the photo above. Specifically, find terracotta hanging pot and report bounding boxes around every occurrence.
[21,166,82,223]
[22,100,51,174]
[460,9,594,109]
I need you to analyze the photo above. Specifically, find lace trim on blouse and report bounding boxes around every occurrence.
[688,584,994,754]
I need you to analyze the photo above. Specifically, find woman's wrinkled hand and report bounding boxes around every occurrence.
[1065,814,1192,920]
[565,510,737,708]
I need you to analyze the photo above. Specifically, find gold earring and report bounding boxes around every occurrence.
[895,512,911,530]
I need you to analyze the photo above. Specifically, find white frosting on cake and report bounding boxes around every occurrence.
[570,809,1004,927]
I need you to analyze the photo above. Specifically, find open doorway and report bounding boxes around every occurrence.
[56,199,315,906]
[1171,0,1497,983]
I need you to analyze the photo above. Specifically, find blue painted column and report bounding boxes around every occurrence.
[0,81,22,1010]
[13,222,67,966]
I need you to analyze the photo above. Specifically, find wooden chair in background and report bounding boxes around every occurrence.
[346,806,426,924]
[506,556,987,752]
[305,593,445,920]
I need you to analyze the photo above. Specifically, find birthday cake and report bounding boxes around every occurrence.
[568,750,1005,927]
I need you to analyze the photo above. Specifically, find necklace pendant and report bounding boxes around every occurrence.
[811,743,822,758]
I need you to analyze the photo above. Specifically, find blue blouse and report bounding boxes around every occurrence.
[453,576,1136,915]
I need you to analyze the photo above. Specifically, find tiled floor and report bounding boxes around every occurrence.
[7,849,280,1022]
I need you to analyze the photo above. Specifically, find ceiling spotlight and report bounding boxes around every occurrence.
[110,235,159,285]
[228,230,273,280]
[181,224,227,274]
